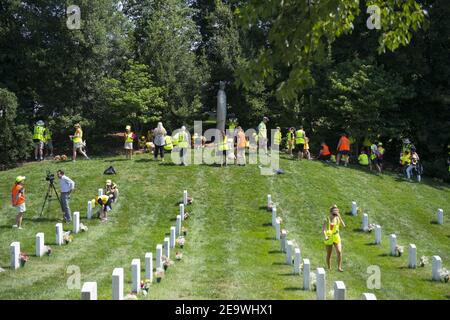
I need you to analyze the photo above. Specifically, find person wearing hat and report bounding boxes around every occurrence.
[104,180,119,203]
[322,205,346,272]
[153,122,167,161]
[11,176,26,229]
[124,125,135,160]
[258,117,269,154]
[70,123,89,161]
[44,126,54,158]
[33,120,46,161]
[295,126,306,160]
[178,126,190,166]
[96,195,113,222]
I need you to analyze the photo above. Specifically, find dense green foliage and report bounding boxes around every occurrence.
[0,0,449,179]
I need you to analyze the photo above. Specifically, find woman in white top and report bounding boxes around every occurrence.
[153,122,167,161]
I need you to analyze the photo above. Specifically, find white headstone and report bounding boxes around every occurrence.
[437,208,443,225]
[87,201,93,220]
[280,230,287,252]
[351,201,357,216]
[73,211,80,234]
[81,282,97,300]
[432,256,442,281]
[271,205,277,227]
[156,244,163,269]
[275,218,281,240]
[374,225,381,245]
[333,281,346,300]
[98,188,103,197]
[180,204,185,221]
[303,259,310,290]
[170,227,176,248]
[164,237,170,259]
[112,268,124,300]
[176,215,182,236]
[36,233,45,257]
[389,234,397,256]
[294,248,301,275]
[145,253,153,282]
[10,242,20,270]
[267,194,272,207]
[316,268,326,300]
[408,244,417,269]
[286,240,293,265]
[361,293,377,300]
[131,259,140,293]
[56,223,63,246]
[183,190,188,205]
[362,213,369,231]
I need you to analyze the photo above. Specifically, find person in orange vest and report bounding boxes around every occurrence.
[11,176,26,229]
[236,126,247,166]
[336,133,351,167]
[124,125,135,160]
[318,142,331,161]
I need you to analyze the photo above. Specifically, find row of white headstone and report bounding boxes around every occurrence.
[81,190,189,300]
[268,195,376,300]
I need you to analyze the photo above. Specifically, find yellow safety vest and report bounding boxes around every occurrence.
[295,130,305,144]
[44,128,52,141]
[125,132,134,143]
[218,136,229,151]
[164,136,173,151]
[287,132,294,141]
[73,129,83,144]
[324,217,341,245]
[178,132,189,148]
[358,154,369,165]
[274,131,282,145]
[33,125,45,141]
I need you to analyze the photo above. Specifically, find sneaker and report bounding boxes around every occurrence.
[12,225,18,228]
[18,227,23,230]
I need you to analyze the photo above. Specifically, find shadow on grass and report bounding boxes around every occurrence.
[104,159,129,162]
[262,223,272,227]
[430,221,440,225]
[272,262,286,266]
[352,228,365,233]
[134,159,153,163]
[31,217,61,223]
[284,287,302,291]
[169,218,177,222]
[159,162,177,167]
[365,242,378,246]
[259,206,270,211]
[278,272,295,276]
[378,253,390,257]
[268,250,281,254]
[265,237,275,241]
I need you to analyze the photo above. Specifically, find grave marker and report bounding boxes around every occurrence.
[145,253,153,282]
[294,248,301,275]
[437,209,443,225]
[56,223,63,246]
[408,244,417,269]
[389,234,397,256]
[180,204,185,221]
[73,211,80,234]
[432,256,442,281]
[303,259,310,290]
[280,229,287,252]
[362,213,369,231]
[183,190,188,205]
[98,188,103,197]
[375,225,381,245]
[81,282,97,300]
[316,268,326,300]
[87,201,93,219]
[176,215,182,236]
[131,259,140,293]
[275,218,281,240]
[286,241,293,265]
[10,242,20,270]
[156,244,163,269]
[271,205,277,227]
[333,281,346,300]
[164,238,170,259]
[170,227,176,248]
[351,201,358,216]
[112,268,124,300]
[267,194,272,207]
[36,233,45,257]
[361,293,377,300]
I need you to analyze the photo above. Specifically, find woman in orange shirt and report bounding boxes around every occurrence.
[336,133,351,167]
[236,126,247,166]
[11,176,26,229]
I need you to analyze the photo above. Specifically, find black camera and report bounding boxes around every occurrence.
[46,171,55,183]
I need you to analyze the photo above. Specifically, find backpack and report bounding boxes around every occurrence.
[104,166,117,175]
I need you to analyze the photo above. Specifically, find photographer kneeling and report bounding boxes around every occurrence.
[96,195,112,222]
[57,170,75,223]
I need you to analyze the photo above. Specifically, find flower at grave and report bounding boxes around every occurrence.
[419,256,429,267]
[267,202,273,211]
[184,212,190,220]
[155,268,165,282]
[395,245,404,257]
[140,279,152,294]
[162,256,174,270]
[439,268,449,283]
[176,252,183,260]
[63,232,73,244]
[19,252,29,267]
[278,217,283,225]
[124,293,138,300]
[61,155,68,161]
[367,224,376,232]
[187,197,194,205]
[281,229,287,236]
[176,236,186,248]
[182,227,188,236]
[80,223,88,232]
[45,246,52,256]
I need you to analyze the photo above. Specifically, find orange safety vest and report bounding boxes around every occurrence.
[321,144,331,156]
[11,184,25,206]
[338,137,350,151]
[237,132,246,148]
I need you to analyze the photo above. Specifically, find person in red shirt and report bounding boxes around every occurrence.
[336,133,351,167]
[318,142,331,161]
[11,176,26,229]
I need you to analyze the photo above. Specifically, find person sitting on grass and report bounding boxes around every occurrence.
[323,205,346,272]
[104,180,119,203]
[96,195,113,222]
[358,149,369,168]
[318,142,331,161]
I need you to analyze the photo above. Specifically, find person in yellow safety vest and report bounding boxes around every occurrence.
[44,126,54,158]
[70,123,89,161]
[139,136,147,150]
[124,125,135,160]
[33,120,46,161]
[273,127,282,151]
[164,134,174,151]
[96,195,112,222]
[218,130,229,167]
[358,150,369,167]
[178,126,189,166]
[258,117,269,154]
[330,154,337,163]
[295,126,306,160]
[322,205,346,272]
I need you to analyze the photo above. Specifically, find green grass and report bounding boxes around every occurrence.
[0,153,449,300]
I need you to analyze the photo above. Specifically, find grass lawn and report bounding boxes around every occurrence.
[0,153,449,300]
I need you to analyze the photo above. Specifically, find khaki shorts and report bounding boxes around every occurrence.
[16,203,26,213]
[34,140,44,149]
[124,142,133,150]
[73,142,84,150]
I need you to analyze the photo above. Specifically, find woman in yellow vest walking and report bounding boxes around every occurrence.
[124,125,135,160]
[70,123,89,161]
[322,205,346,272]
[33,120,46,161]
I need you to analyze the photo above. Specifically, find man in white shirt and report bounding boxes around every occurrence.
[57,170,75,222]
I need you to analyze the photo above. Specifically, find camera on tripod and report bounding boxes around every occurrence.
[45,171,55,183]
[40,170,61,217]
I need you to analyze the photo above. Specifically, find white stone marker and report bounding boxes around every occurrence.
[362,213,369,231]
[170,227,176,248]
[408,244,417,269]
[98,188,103,197]
[183,190,188,205]
[87,200,93,219]
[10,242,20,270]
[267,194,272,207]
[145,253,153,282]
[56,223,63,246]
[286,240,293,265]
[303,259,311,290]
[375,225,381,244]
[81,282,97,300]
[164,237,170,259]
[180,204,185,221]
[112,268,124,300]
[351,201,358,216]
[437,208,443,225]
[316,268,326,300]
[389,234,397,256]
[361,293,377,300]
[432,256,442,281]
[271,205,277,227]
[280,229,287,252]
[275,218,281,240]
[36,233,45,257]
[333,281,346,300]
[156,244,163,269]
[131,259,140,293]
[73,211,80,234]
[294,248,301,275]
[176,215,182,236]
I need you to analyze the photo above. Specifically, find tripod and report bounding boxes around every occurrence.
[39,180,62,217]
